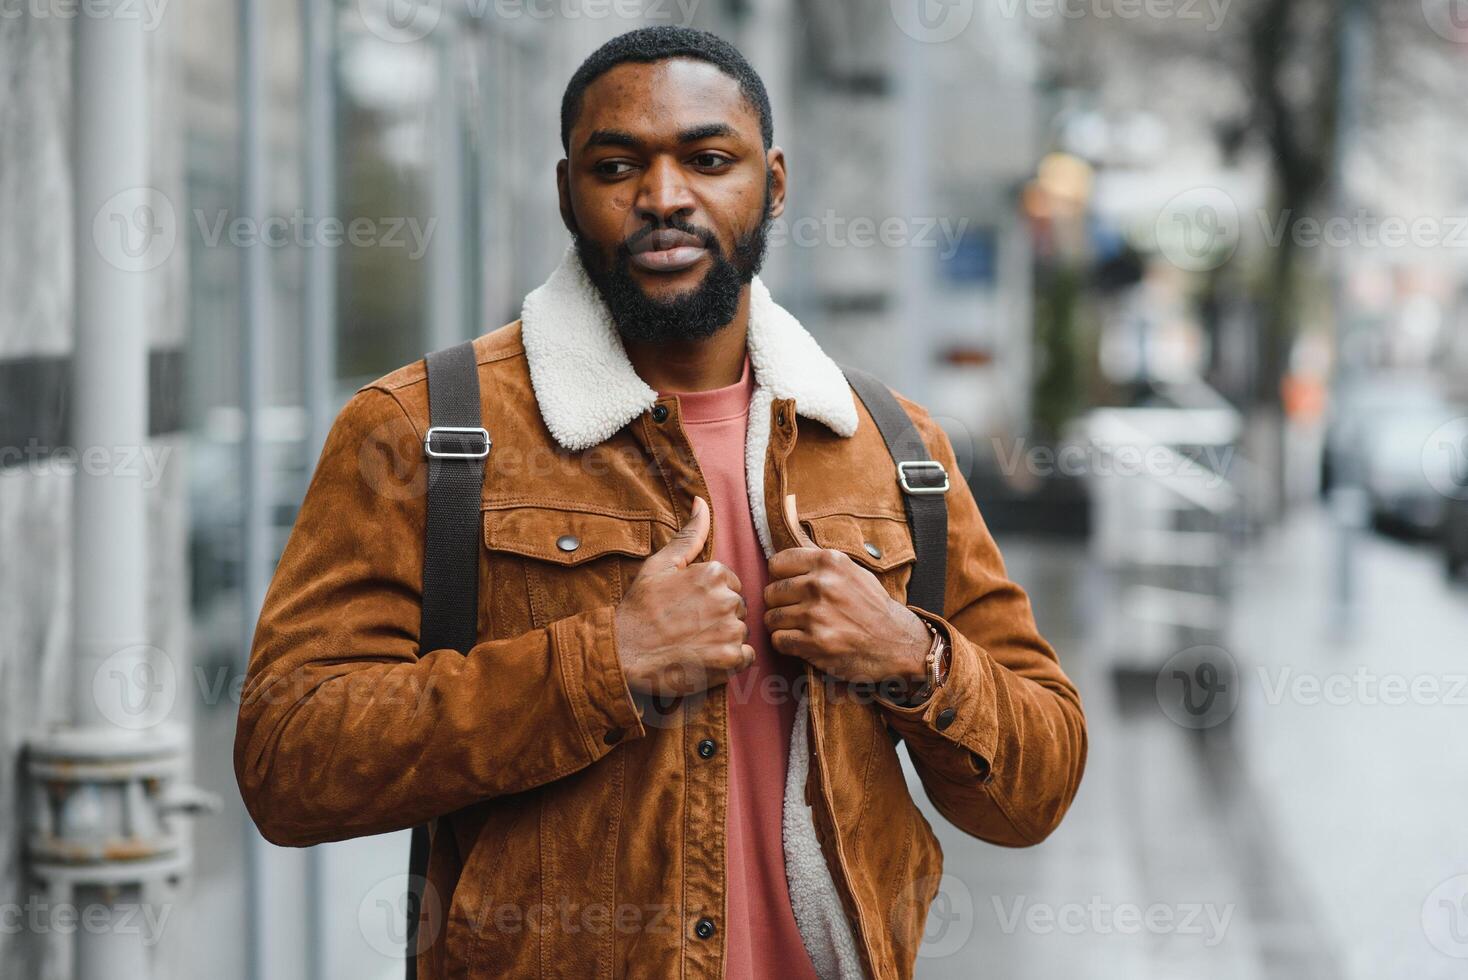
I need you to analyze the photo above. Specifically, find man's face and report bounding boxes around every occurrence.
[557,57,786,344]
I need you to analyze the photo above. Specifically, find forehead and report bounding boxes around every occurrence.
[572,58,760,148]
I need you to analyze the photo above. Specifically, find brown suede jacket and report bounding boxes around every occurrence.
[234,245,1087,980]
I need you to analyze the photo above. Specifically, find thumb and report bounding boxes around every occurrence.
[645,495,711,573]
[784,493,819,549]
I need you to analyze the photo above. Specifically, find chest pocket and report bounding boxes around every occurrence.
[800,511,918,602]
[482,504,658,634]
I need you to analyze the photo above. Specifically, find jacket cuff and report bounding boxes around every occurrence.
[552,604,646,760]
[876,606,999,782]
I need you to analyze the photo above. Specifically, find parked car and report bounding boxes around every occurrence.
[1444,495,1468,580]
[1323,378,1465,537]
[1436,422,1468,579]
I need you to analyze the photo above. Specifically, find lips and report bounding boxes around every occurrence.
[627,229,709,273]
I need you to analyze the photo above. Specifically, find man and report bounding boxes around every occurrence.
[235,26,1085,980]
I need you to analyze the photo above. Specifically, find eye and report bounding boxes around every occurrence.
[594,159,637,177]
[690,152,733,170]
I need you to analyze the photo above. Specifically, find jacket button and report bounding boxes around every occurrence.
[694,916,716,939]
[556,534,579,552]
[652,404,669,423]
[603,727,624,745]
[936,707,957,730]
[863,541,882,559]
[697,738,717,759]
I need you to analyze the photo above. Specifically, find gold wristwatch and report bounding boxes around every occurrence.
[905,615,950,703]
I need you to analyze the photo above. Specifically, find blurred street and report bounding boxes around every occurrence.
[905,508,1468,980]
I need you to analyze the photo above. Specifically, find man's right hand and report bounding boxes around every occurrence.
[614,495,755,696]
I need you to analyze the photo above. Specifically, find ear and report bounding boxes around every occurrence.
[556,158,578,237]
[765,146,787,221]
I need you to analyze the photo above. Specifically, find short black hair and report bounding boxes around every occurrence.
[560,26,774,155]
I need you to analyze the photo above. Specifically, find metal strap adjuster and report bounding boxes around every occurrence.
[897,459,949,494]
[424,426,491,459]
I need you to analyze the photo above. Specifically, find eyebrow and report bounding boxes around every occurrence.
[582,122,739,153]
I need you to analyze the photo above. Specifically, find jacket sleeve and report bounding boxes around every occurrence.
[875,414,1087,847]
[233,385,645,847]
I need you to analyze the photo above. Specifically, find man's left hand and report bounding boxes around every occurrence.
[763,494,931,685]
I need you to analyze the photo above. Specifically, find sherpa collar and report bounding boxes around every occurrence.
[520,242,858,452]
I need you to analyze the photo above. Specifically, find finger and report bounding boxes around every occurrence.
[784,493,819,549]
[767,544,824,580]
[707,644,757,688]
[711,560,743,597]
[769,628,808,659]
[764,572,820,608]
[645,495,709,574]
[764,600,814,633]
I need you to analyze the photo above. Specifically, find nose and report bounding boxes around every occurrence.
[633,156,695,228]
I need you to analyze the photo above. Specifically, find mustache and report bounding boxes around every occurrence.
[621,219,719,255]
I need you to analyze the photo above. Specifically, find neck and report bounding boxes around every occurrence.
[621,287,751,392]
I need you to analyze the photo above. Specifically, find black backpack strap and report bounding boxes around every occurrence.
[841,364,950,617]
[408,339,490,980]
[419,340,491,655]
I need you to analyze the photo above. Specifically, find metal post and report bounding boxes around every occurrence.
[428,20,467,350]
[68,8,151,979]
[25,7,217,980]
[238,1,280,979]
[893,28,931,396]
[303,0,339,462]
[301,2,339,977]
[1326,0,1370,627]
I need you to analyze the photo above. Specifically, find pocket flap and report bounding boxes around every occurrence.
[483,505,654,566]
[803,512,916,572]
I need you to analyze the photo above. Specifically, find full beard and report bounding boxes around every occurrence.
[574,177,774,345]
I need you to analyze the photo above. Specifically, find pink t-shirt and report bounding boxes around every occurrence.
[658,352,820,980]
